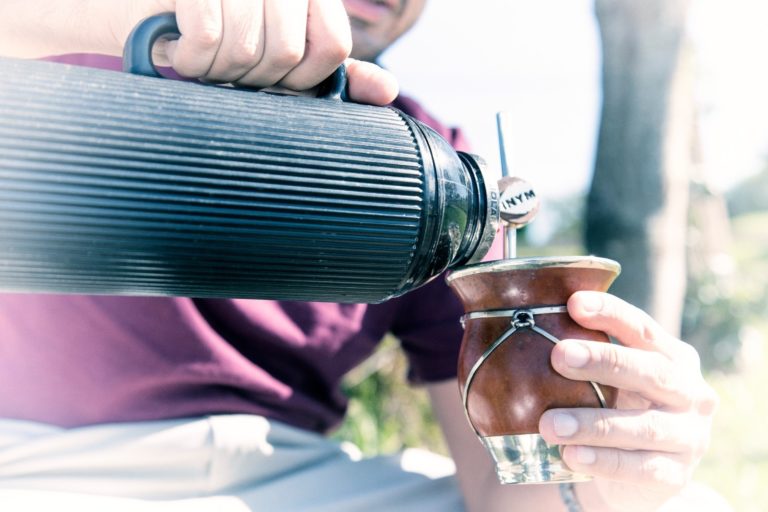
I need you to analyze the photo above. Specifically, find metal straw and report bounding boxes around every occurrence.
[495,111,540,261]
[496,112,516,259]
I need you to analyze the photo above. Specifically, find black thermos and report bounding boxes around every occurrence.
[0,15,499,303]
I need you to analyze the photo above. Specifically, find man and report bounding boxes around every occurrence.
[0,1,723,511]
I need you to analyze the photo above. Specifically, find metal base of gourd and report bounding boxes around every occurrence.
[481,434,592,484]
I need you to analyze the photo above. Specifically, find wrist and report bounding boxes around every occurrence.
[0,0,150,58]
[560,482,585,512]
[571,481,616,512]
[81,0,122,55]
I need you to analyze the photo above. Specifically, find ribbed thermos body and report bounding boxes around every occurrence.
[0,58,494,302]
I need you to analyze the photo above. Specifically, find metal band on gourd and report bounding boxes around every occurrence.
[460,305,607,435]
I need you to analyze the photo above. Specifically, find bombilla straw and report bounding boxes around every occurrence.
[496,112,540,261]
[496,112,516,259]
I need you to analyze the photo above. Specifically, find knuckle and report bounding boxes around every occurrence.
[697,386,720,416]
[591,411,613,440]
[322,44,351,69]
[229,41,263,68]
[651,357,677,393]
[638,453,666,483]
[607,449,626,476]
[641,411,665,445]
[628,303,661,345]
[639,320,658,344]
[273,44,305,69]
[190,25,223,50]
[318,3,353,57]
[680,341,702,368]
[598,344,624,376]
[323,32,353,63]
[339,32,354,59]
[308,19,353,61]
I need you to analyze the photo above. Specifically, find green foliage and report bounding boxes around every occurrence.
[545,193,587,247]
[682,211,768,370]
[524,193,586,251]
[695,320,768,512]
[726,167,768,217]
[331,335,448,457]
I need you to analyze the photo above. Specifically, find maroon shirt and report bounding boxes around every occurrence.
[0,54,477,433]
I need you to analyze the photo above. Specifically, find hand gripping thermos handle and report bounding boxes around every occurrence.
[122,13,349,101]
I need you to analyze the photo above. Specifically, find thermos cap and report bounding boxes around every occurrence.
[458,153,500,266]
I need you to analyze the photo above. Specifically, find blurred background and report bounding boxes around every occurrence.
[332,1,768,510]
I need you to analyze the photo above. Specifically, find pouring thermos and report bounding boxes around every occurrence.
[0,14,499,303]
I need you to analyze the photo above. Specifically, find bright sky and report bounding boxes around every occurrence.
[381,0,768,200]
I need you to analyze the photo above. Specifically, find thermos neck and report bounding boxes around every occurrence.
[399,116,500,291]
[456,151,500,265]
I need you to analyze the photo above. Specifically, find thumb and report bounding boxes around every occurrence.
[344,59,399,106]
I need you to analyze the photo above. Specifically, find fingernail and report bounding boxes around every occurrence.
[553,413,579,438]
[563,342,590,368]
[575,446,597,465]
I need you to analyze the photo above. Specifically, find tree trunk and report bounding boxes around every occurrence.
[587,0,694,335]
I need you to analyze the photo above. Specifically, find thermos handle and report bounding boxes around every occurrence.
[122,12,348,101]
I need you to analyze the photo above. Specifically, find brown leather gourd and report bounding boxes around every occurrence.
[447,257,620,438]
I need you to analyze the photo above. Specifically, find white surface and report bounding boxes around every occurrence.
[381,0,768,200]
[382,0,601,200]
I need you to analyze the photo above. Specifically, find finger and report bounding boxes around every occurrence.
[170,0,224,78]
[204,0,266,83]
[539,408,708,458]
[567,291,673,355]
[237,0,309,88]
[551,339,699,409]
[278,0,352,91]
[152,39,173,67]
[345,59,399,105]
[560,445,691,491]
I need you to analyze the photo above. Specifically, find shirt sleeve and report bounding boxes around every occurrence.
[391,95,473,152]
[389,275,466,384]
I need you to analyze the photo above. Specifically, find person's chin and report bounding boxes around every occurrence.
[349,31,385,62]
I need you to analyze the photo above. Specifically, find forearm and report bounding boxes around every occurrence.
[0,0,169,58]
